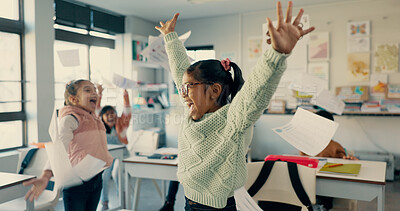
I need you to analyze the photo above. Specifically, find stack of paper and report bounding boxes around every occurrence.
[319,162,361,176]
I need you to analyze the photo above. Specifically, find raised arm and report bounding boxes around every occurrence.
[155,13,191,88]
[116,89,131,144]
[226,1,315,132]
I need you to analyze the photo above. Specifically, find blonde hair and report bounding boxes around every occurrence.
[64,79,90,106]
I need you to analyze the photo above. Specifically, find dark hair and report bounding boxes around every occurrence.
[100,105,117,134]
[64,79,90,106]
[186,59,245,106]
[315,110,334,121]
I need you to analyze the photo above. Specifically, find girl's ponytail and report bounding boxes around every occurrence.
[229,62,245,101]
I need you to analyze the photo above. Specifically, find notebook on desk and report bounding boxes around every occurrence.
[319,162,361,176]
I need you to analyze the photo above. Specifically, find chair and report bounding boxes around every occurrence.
[242,161,316,211]
[126,129,160,156]
[0,148,61,211]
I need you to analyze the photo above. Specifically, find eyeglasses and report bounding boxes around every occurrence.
[180,82,214,96]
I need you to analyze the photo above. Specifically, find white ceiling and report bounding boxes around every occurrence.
[76,0,353,23]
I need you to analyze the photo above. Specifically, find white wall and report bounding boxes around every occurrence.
[166,0,400,167]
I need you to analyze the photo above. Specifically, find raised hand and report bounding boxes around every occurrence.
[123,89,130,107]
[155,13,180,35]
[266,1,315,54]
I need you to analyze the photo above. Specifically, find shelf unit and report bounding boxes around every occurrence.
[130,60,170,146]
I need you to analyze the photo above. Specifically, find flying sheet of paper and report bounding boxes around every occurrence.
[73,154,107,181]
[141,31,192,71]
[45,141,83,189]
[272,108,339,156]
[112,73,137,89]
[289,73,328,96]
[57,49,80,67]
[234,187,263,211]
[312,89,345,115]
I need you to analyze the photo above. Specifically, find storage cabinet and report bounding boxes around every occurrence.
[130,60,170,146]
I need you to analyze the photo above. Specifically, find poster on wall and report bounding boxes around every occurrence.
[308,62,329,81]
[347,37,370,53]
[247,37,262,61]
[369,74,388,97]
[347,52,370,82]
[374,43,399,73]
[347,21,370,37]
[308,32,329,61]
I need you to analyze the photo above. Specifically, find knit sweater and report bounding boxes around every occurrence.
[59,106,114,167]
[165,32,288,208]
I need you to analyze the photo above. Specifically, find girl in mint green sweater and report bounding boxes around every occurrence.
[155,1,314,210]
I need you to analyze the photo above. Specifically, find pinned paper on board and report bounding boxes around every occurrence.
[370,74,388,97]
[57,49,80,67]
[374,43,399,73]
[141,31,192,71]
[272,108,339,156]
[347,52,370,82]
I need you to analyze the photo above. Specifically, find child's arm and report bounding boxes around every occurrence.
[116,89,131,145]
[226,1,314,133]
[23,169,53,202]
[156,13,190,93]
[95,84,104,116]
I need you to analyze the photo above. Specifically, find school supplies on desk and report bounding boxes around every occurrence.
[265,155,319,168]
[147,153,177,160]
[319,162,361,176]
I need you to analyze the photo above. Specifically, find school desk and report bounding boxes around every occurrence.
[123,157,386,211]
[123,156,178,210]
[0,172,35,210]
[316,157,386,211]
[107,144,126,211]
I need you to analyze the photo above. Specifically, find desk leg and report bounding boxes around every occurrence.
[118,159,124,209]
[377,185,385,211]
[152,179,163,199]
[125,170,131,210]
[26,200,34,211]
[162,180,166,201]
[133,178,141,211]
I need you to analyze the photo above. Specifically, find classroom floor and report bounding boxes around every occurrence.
[55,175,400,211]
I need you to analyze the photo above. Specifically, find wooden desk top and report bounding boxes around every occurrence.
[0,172,35,190]
[123,156,178,166]
[316,158,386,185]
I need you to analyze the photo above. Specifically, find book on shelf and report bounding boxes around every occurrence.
[319,162,361,176]
[361,101,381,112]
[344,102,362,112]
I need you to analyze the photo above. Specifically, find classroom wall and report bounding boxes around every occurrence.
[166,0,400,167]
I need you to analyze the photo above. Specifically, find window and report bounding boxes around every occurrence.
[0,0,25,151]
[90,46,118,108]
[53,41,89,108]
[187,45,215,62]
[54,0,123,110]
[0,0,19,20]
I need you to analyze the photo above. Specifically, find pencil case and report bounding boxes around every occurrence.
[264,155,319,168]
